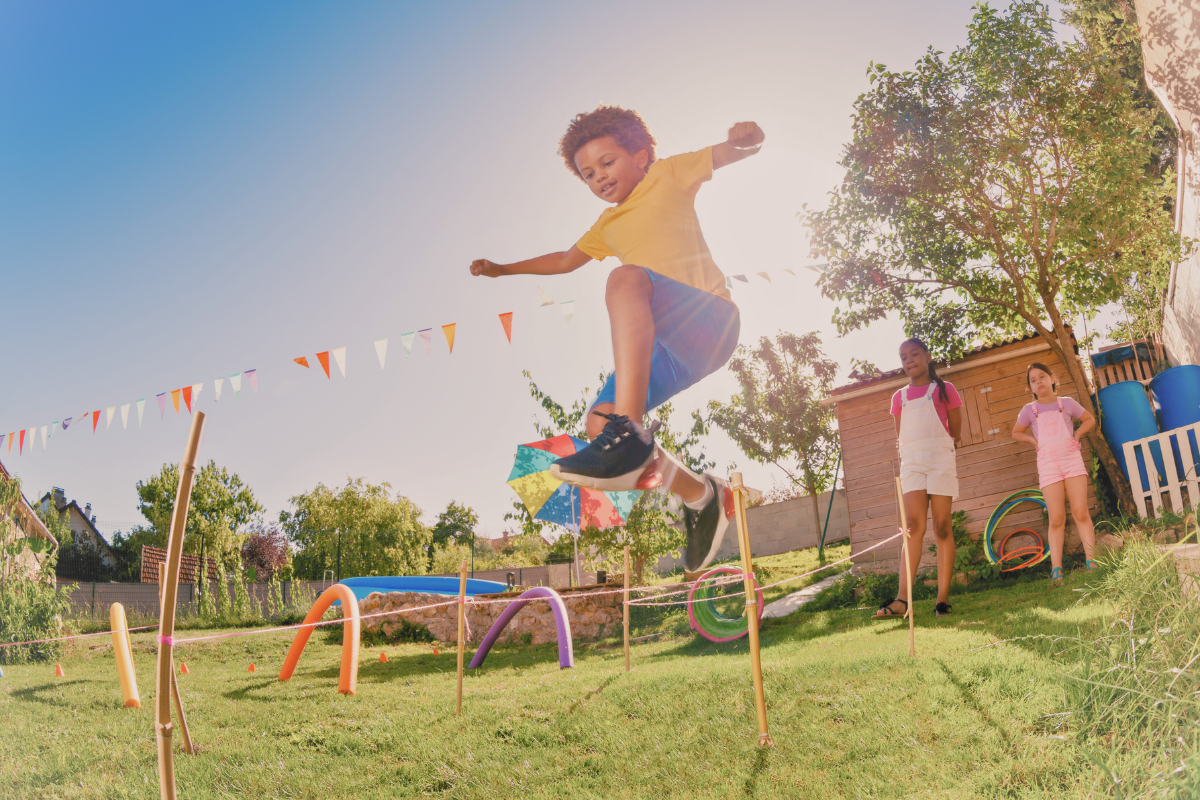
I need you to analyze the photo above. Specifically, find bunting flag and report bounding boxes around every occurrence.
[246,370,257,395]
[757,272,771,283]
[6,432,12,453]
[332,348,346,377]
[733,275,749,283]
[92,411,100,433]
[136,399,145,426]
[441,324,456,354]
[373,338,387,369]
[498,312,513,343]
[294,356,310,368]
[19,429,25,454]
[537,286,555,306]
[783,268,796,276]
[157,393,167,418]
[316,351,331,379]
[62,419,72,431]
[0,434,4,452]
[418,328,432,355]
[230,373,242,399]
[214,379,223,402]
[726,276,733,289]
[105,407,115,429]
[400,332,415,357]
[171,389,181,414]
[182,386,193,413]
[560,301,576,322]
[121,404,130,429]
[41,426,48,449]
[192,383,203,404]
[49,423,57,442]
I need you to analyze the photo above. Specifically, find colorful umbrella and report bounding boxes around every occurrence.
[507,434,641,531]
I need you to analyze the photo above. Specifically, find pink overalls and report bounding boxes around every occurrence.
[898,383,959,498]
[1032,398,1087,488]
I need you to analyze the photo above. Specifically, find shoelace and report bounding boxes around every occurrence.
[588,411,661,450]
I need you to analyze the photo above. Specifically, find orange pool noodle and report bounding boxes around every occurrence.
[379,652,388,663]
[248,663,256,672]
[278,583,360,695]
[179,662,189,674]
[55,664,64,677]
[109,602,141,708]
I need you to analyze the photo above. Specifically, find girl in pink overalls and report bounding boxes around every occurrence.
[874,339,963,620]
[1011,363,1098,585]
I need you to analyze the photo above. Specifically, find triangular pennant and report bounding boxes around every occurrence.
[214,379,223,402]
[783,268,796,276]
[331,348,346,377]
[245,370,257,395]
[121,404,130,429]
[6,432,12,453]
[0,434,4,452]
[418,328,432,355]
[62,418,72,431]
[316,351,331,378]
[105,406,115,429]
[48,422,57,441]
[757,272,771,283]
[400,332,415,357]
[92,411,100,433]
[294,356,310,368]
[19,429,25,454]
[725,276,733,289]
[441,324,456,354]
[136,399,145,426]
[498,312,513,343]
[373,338,387,369]
[560,300,576,322]
[537,286,555,306]
[41,426,48,449]
[192,383,203,405]
[230,373,242,398]
[157,393,167,418]
[182,386,193,413]
[733,275,749,283]
[171,389,181,414]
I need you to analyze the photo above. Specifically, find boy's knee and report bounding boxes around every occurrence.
[606,265,650,299]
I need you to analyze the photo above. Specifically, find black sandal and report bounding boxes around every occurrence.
[873,598,907,618]
[935,602,952,617]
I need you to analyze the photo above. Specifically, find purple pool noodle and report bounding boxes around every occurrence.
[468,586,574,670]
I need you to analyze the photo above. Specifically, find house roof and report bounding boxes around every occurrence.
[0,459,56,547]
[38,492,113,554]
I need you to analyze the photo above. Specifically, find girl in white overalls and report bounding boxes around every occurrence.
[874,339,963,620]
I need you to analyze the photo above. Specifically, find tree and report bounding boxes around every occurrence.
[429,500,479,569]
[133,460,262,561]
[708,332,840,535]
[280,478,431,580]
[803,1,1189,511]
[241,524,291,581]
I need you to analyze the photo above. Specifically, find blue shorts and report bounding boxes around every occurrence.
[592,268,740,413]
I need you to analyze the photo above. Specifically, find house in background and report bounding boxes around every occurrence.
[38,487,116,566]
[0,459,58,578]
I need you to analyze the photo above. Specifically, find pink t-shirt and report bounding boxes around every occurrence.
[890,382,963,435]
[1015,397,1088,439]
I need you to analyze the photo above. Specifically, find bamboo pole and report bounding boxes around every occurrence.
[155,411,205,800]
[623,545,631,673]
[456,560,467,717]
[170,672,194,754]
[895,477,915,658]
[730,472,774,749]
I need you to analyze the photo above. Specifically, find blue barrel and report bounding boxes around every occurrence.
[1150,365,1200,483]
[1098,381,1166,491]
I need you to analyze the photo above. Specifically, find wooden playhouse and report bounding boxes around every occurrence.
[824,334,1097,569]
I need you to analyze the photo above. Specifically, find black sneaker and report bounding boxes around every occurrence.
[683,475,734,572]
[935,602,952,617]
[549,412,659,491]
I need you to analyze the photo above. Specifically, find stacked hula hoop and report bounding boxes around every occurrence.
[687,566,763,642]
[984,489,1050,572]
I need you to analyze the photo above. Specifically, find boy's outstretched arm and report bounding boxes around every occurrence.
[712,121,765,169]
[470,246,591,278]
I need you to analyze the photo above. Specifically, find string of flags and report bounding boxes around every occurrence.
[3,266,822,458]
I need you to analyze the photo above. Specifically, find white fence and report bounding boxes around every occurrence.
[1122,421,1200,518]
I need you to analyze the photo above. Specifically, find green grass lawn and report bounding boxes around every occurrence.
[0,564,1139,799]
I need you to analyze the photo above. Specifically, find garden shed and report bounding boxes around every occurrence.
[823,333,1097,570]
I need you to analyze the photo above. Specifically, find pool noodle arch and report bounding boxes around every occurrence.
[468,587,574,670]
[278,584,361,694]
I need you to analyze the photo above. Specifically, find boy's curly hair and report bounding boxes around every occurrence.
[558,106,656,179]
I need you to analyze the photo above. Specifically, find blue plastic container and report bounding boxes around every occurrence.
[1098,381,1167,491]
[1150,365,1200,483]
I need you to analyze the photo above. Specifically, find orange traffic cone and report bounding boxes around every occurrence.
[379,652,388,663]
[432,648,439,656]
[55,664,64,678]
[248,663,256,673]
[179,662,190,674]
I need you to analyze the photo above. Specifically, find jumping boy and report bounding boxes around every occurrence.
[470,106,762,572]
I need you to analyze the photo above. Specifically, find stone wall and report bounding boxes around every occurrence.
[359,588,623,645]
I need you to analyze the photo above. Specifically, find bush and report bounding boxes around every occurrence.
[0,578,72,664]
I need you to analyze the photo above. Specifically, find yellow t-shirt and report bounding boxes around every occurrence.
[575,147,732,301]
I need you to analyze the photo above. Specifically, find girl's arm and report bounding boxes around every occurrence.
[1012,423,1037,447]
[712,122,765,169]
[1074,410,1096,442]
[470,246,591,277]
[947,405,963,445]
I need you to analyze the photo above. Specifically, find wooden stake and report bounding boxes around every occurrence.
[170,671,194,755]
[731,472,774,749]
[623,545,631,673]
[894,476,915,658]
[456,560,467,717]
[156,411,204,800]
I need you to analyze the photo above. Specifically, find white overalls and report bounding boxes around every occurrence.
[898,382,959,498]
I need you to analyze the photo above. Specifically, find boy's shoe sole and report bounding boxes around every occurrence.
[549,451,657,492]
[684,476,734,573]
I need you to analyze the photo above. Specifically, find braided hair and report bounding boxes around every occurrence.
[901,338,948,404]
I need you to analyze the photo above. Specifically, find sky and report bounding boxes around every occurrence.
[2,0,1094,542]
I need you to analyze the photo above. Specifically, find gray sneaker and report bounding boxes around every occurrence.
[683,475,734,572]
